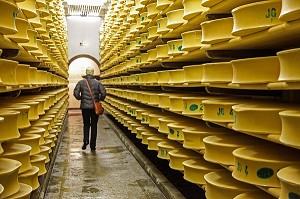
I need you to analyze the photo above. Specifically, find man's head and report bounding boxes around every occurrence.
[86,67,94,76]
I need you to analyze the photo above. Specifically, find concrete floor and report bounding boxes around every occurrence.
[44,115,166,199]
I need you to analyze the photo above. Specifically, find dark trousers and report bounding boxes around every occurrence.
[82,109,99,149]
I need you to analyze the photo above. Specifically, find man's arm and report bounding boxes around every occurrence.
[99,83,106,101]
[73,81,82,100]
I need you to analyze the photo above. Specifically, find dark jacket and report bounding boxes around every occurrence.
[73,75,106,109]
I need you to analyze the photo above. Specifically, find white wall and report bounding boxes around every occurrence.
[67,16,102,60]
[67,16,102,109]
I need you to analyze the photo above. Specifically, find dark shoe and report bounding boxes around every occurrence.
[82,143,88,150]
[91,147,96,151]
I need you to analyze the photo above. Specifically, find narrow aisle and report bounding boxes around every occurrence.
[45,115,166,199]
